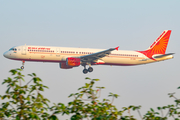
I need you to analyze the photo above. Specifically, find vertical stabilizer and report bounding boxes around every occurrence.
[138,30,171,58]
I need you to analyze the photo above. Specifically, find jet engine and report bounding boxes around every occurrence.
[66,57,81,67]
[59,62,73,69]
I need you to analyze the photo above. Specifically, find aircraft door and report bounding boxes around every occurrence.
[56,48,60,57]
[21,45,26,55]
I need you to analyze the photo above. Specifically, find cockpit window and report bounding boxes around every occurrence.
[9,48,17,51]
[9,48,14,51]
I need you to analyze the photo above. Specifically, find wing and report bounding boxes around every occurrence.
[80,46,119,63]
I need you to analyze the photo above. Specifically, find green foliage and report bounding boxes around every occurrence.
[66,77,122,119]
[1,69,180,120]
[0,68,61,119]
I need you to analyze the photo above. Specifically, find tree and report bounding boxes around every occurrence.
[1,69,180,120]
[0,68,59,120]
[58,79,180,120]
[66,77,121,119]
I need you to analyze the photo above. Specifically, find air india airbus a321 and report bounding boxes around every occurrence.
[3,30,174,74]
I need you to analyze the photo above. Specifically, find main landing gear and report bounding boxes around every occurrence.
[20,61,25,70]
[83,65,93,74]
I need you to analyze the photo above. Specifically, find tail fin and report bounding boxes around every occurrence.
[138,30,171,58]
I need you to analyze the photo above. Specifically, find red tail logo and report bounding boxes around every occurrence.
[138,30,171,58]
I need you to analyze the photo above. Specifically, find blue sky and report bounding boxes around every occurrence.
[1,1,180,119]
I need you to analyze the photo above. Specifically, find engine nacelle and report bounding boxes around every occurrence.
[66,57,81,67]
[59,62,73,69]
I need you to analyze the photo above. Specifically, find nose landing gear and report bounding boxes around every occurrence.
[20,61,25,70]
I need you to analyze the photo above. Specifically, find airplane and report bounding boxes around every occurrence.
[3,30,174,74]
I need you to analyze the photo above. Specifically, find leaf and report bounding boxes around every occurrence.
[16,115,20,120]
[17,72,22,76]
[33,77,38,83]
[5,111,11,117]
[43,85,49,89]
[150,108,154,112]
[155,112,159,114]
[39,87,44,91]
[129,105,134,109]
[92,79,100,81]
[37,103,43,108]
[114,94,119,98]
[2,95,7,100]
[26,96,30,101]
[28,74,33,77]
[32,73,36,76]
[38,93,44,99]
[85,77,91,80]
[68,102,73,106]
[21,77,25,82]
[29,113,35,118]
[53,111,61,114]
[75,93,79,95]
[9,69,17,75]
[85,83,90,88]
[162,106,167,109]
[96,86,105,89]
[49,115,58,120]
[6,87,11,94]
[12,94,17,99]
[34,114,40,119]
[78,87,82,90]
[32,106,36,112]
[19,89,26,94]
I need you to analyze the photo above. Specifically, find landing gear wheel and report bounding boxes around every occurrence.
[83,69,88,74]
[21,66,24,70]
[88,67,93,72]
[21,61,25,70]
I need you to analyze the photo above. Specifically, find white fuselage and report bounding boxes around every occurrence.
[3,45,173,66]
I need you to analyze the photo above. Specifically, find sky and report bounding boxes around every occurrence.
[0,0,180,119]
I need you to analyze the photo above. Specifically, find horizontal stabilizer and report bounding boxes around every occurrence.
[139,53,174,61]
[153,53,175,58]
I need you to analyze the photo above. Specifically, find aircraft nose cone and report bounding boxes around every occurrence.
[3,51,8,58]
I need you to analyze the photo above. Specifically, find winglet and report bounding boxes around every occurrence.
[115,46,119,51]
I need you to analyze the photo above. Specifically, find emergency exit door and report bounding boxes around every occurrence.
[56,48,60,57]
[21,45,26,55]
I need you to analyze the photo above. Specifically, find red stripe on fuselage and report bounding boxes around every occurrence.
[8,58,136,66]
